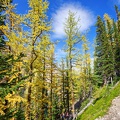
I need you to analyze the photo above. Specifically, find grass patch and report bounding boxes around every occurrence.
[77,82,120,120]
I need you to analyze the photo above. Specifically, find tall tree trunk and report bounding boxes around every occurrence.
[41,49,47,120]
[50,54,53,120]
[62,60,65,108]
[66,58,69,113]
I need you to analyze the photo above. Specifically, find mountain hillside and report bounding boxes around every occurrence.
[96,96,120,120]
[77,82,120,120]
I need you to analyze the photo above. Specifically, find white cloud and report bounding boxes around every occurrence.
[52,3,95,39]
[55,49,66,61]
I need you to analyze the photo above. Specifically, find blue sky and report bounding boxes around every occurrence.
[13,0,120,60]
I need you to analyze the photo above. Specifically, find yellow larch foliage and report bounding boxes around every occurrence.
[5,92,26,106]
[104,13,113,26]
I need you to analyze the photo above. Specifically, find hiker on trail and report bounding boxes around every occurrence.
[61,112,65,120]
[65,111,69,120]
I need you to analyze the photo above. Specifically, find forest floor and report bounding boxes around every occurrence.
[95,96,120,120]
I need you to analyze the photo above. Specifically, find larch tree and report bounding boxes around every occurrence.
[47,43,59,119]
[81,36,92,100]
[0,1,27,119]
[22,0,51,119]
[64,11,81,117]
[73,35,92,111]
